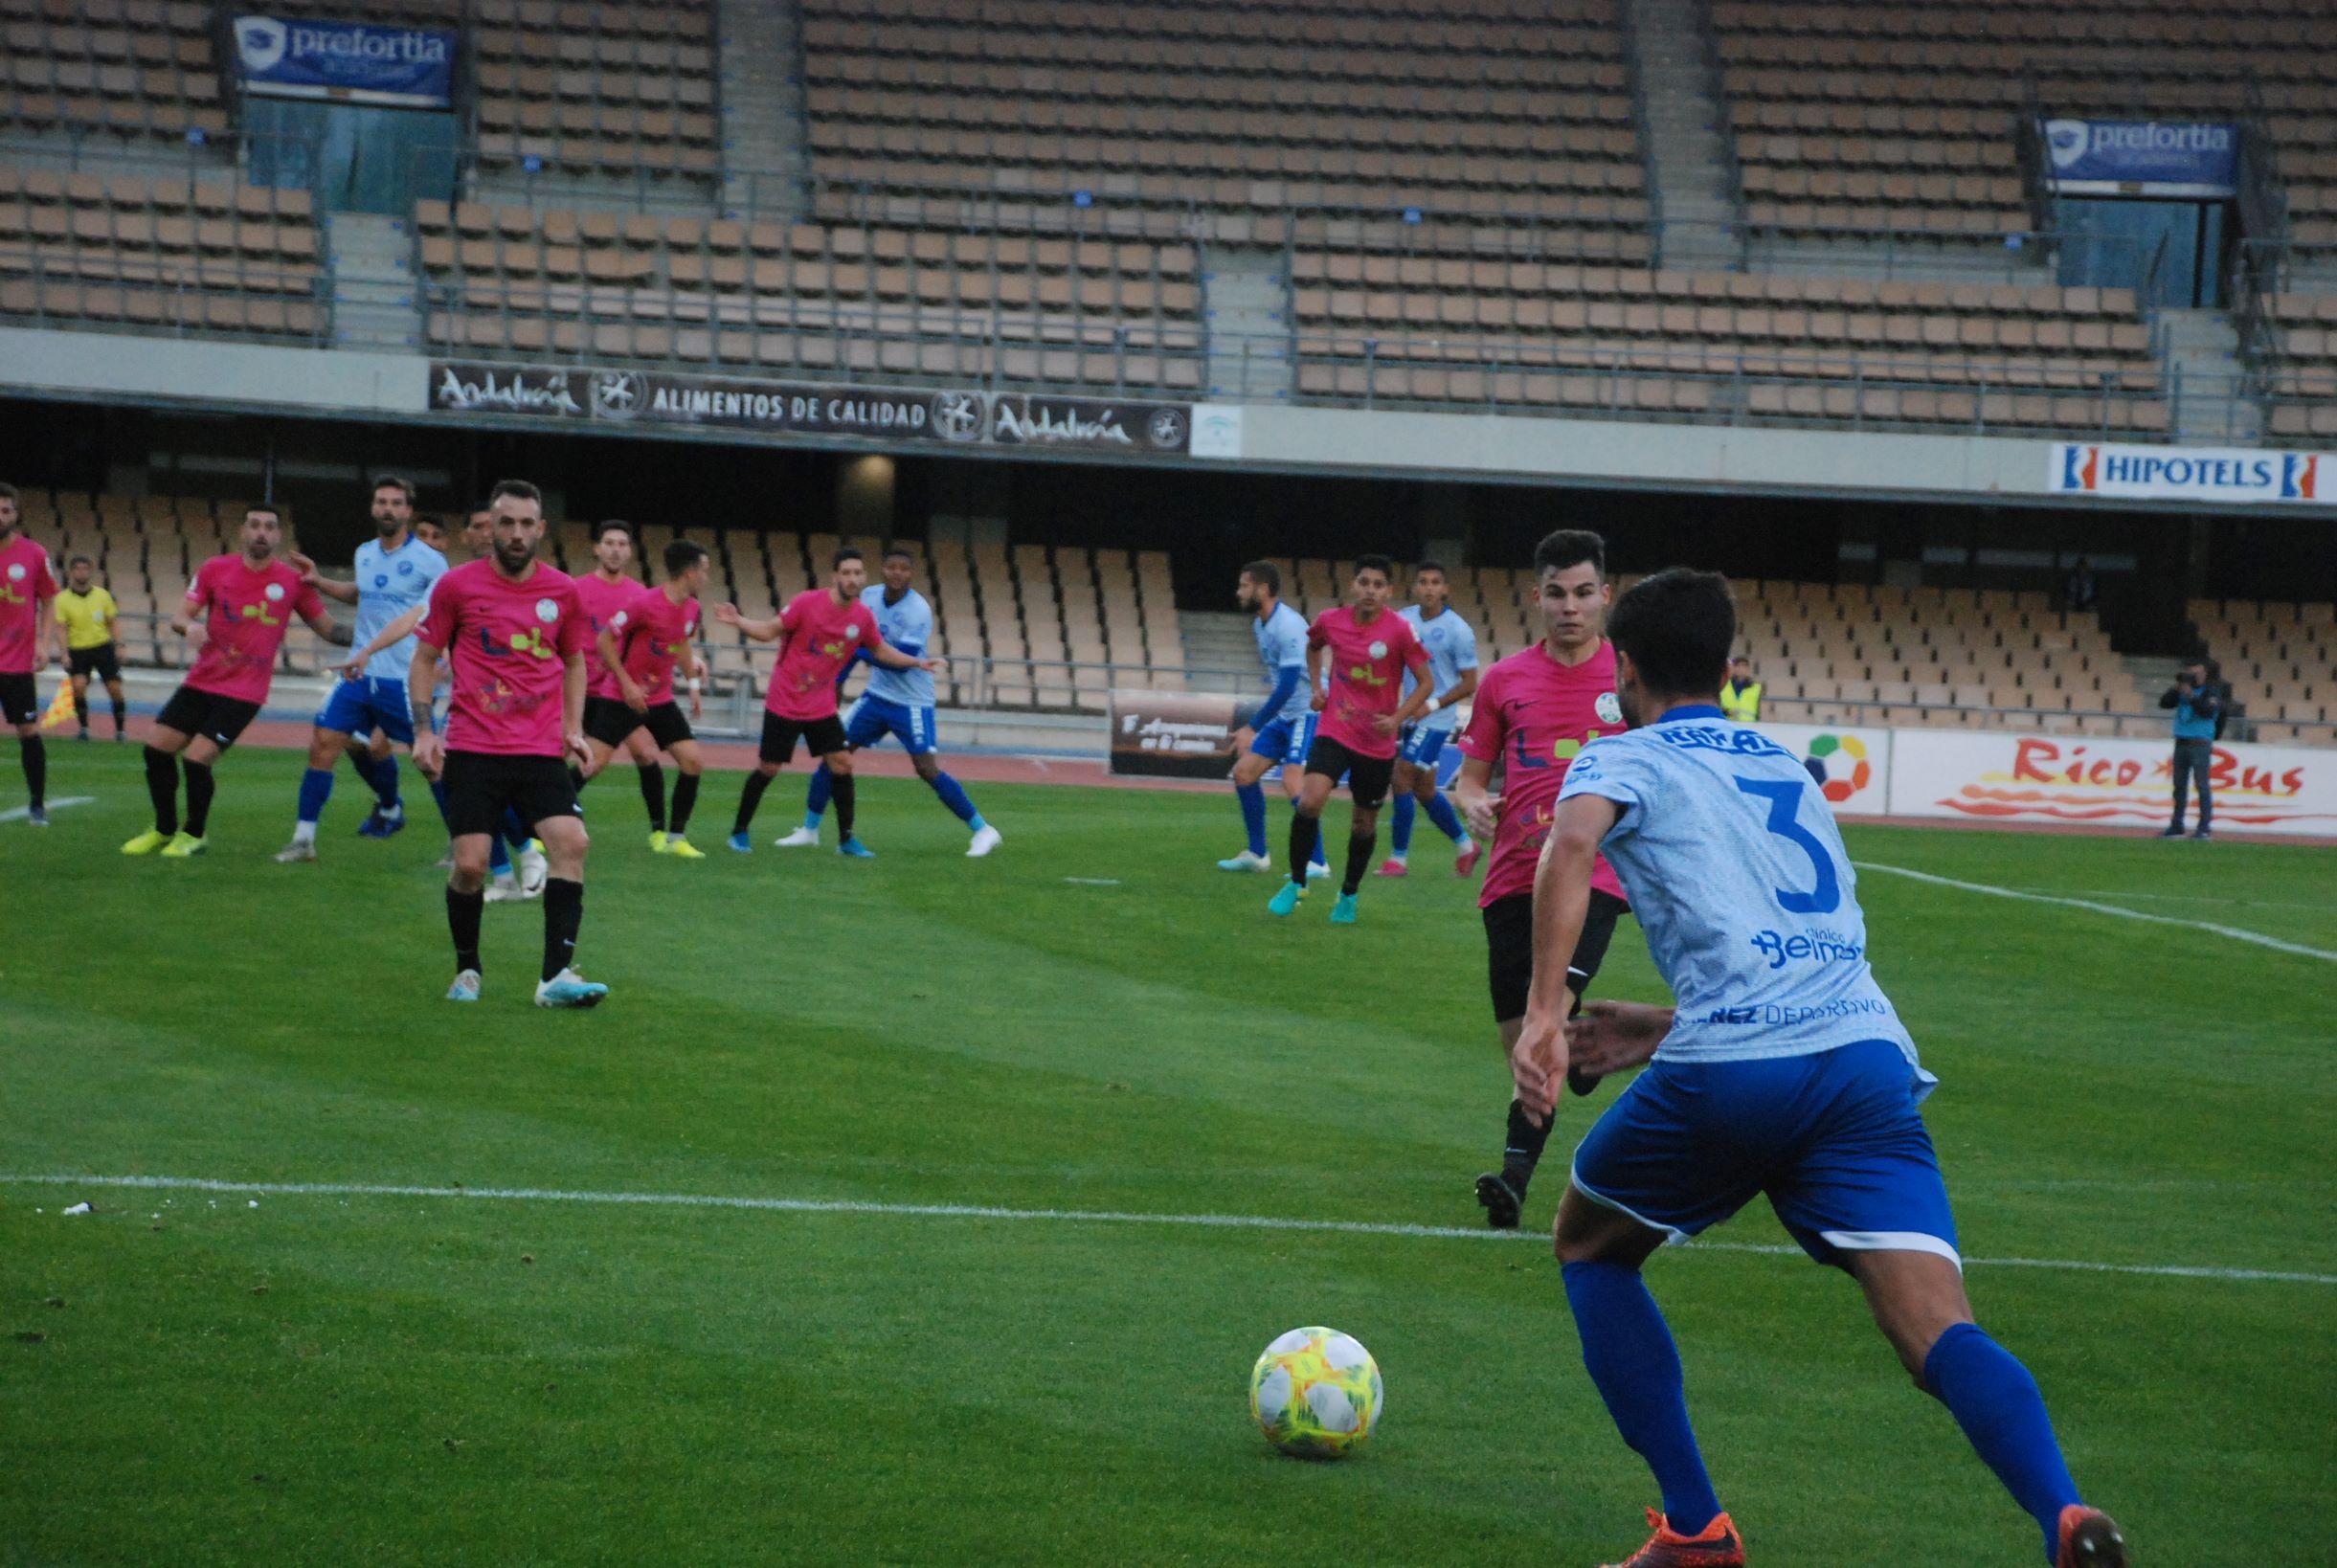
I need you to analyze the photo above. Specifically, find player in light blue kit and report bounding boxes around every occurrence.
[1377,559,1479,878]
[780,544,1000,857]
[1514,569,2124,1568]
[276,476,449,862]
[1216,560,1327,879]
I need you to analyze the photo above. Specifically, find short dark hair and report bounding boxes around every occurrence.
[1353,552,1394,580]
[1534,528,1606,579]
[371,474,416,504]
[1607,568,1737,700]
[883,543,915,563]
[0,482,17,503]
[595,519,633,544]
[468,501,494,519]
[489,479,541,506]
[832,546,864,569]
[68,552,91,568]
[245,504,281,525]
[663,539,708,576]
[1412,558,1448,579]
[1241,560,1281,596]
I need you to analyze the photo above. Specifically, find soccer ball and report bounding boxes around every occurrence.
[1248,1326,1382,1458]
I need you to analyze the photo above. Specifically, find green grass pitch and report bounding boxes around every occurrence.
[2,744,2332,1564]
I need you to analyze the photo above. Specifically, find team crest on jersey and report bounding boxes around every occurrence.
[374,574,390,588]
[1596,691,1623,724]
[5,564,23,581]
[396,560,414,575]
[535,598,560,623]
[1367,639,1387,659]
[264,583,285,601]
[845,624,862,640]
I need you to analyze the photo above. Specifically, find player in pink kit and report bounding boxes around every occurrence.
[0,482,64,825]
[122,504,347,858]
[719,546,942,858]
[1268,553,1433,924]
[1452,528,1636,1229]
[583,538,710,857]
[573,521,672,842]
[408,480,605,1008]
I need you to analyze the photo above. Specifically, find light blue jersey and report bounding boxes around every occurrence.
[1399,603,1478,732]
[1558,706,1920,1073]
[351,534,449,682]
[1253,601,1311,723]
[860,583,934,707]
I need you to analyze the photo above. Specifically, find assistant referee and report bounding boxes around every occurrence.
[54,554,125,741]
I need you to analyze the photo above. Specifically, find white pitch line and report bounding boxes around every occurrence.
[1064,877,1122,886]
[7,1174,2331,1288]
[0,795,93,823]
[1855,861,2337,964]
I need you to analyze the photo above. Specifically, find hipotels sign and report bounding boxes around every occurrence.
[2049,442,2326,506]
[234,15,457,108]
[2038,119,2238,195]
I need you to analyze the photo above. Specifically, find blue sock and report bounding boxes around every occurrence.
[503,806,532,845]
[1425,789,1468,844]
[428,778,452,831]
[1390,792,1416,855]
[930,770,980,826]
[1236,781,1268,856]
[1562,1260,1723,1537]
[488,833,512,875]
[369,753,401,812]
[296,766,334,825]
[1312,818,1324,866]
[1923,1323,2081,1563]
[805,763,832,822]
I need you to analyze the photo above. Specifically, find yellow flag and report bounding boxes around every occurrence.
[38,680,76,729]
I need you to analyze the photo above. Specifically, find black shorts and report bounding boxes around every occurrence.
[1305,734,1397,809]
[156,683,262,750]
[0,672,34,726]
[588,695,693,751]
[66,642,122,682]
[1483,886,1630,1024]
[439,750,582,839]
[759,710,847,765]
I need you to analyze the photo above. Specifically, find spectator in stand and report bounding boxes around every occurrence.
[1719,656,1762,723]
[2063,557,2099,613]
[2158,659,2220,841]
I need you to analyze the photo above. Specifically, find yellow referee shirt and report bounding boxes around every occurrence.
[54,585,118,649]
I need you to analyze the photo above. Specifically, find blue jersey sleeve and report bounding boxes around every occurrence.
[1246,665,1302,730]
[1558,736,1659,841]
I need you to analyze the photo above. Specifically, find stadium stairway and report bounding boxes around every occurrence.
[716,0,807,220]
[2158,307,2259,442]
[1625,0,1740,270]
[1178,610,1270,695]
[325,211,420,351]
[1202,244,1293,401]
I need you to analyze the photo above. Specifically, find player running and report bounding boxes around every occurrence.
[1452,529,1633,1231]
[582,537,711,858]
[274,476,449,861]
[408,480,604,1008]
[573,521,675,844]
[721,546,943,858]
[123,505,349,858]
[0,482,61,823]
[1517,567,2125,1568]
[54,554,126,742]
[1377,558,1479,878]
[1217,560,1326,880]
[779,543,1001,857]
[1268,554,1432,924]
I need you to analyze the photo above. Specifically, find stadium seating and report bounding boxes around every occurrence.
[2252,289,2337,439]
[0,0,226,146]
[470,0,720,181]
[2188,596,2337,743]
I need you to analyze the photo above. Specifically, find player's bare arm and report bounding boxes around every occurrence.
[598,627,648,711]
[292,552,362,606]
[1453,753,1501,842]
[341,603,427,680]
[713,603,784,642]
[1305,641,1328,710]
[407,638,445,777]
[1569,999,1674,1077]
[871,638,946,674]
[1515,793,1620,1122]
[1379,650,1436,735]
[561,651,589,767]
[303,607,354,647]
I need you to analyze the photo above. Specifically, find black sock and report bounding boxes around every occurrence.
[669,772,699,836]
[446,885,484,974]
[20,734,43,810]
[832,773,856,839]
[143,744,179,835]
[1287,808,1315,886]
[183,761,215,837]
[1341,828,1375,896]
[111,693,125,735]
[733,769,775,835]
[1503,1098,1555,1191]
[637,763,666,832]
[73,690,89,728]
[541,877,583,982]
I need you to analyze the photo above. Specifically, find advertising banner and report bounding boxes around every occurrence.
[1107,690,1242,778]
[2046,442,2326,506]
[429,362,587,417]
[233,15,458,108]
[1755,723,1896,817]
[1886,729,2337,838]
[989,396,1191,453]
[2038,119,2238,195]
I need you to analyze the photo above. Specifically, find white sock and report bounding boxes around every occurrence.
[292,820,318,845]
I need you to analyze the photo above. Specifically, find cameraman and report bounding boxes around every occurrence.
[2157,659,2221,840]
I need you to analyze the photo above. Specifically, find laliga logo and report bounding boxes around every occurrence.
[236,15,289,72]
[2043,119,2088,171]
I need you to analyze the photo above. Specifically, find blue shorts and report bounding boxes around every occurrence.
[1570,1039,1959,1271]
[844,693,937,757]
[1250,712,1318,767]
[316,676,415,748]
[1398,722,1456,768]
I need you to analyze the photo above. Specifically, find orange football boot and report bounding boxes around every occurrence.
[1602,1508,1746,1568]
[2056,1505,2126,1568]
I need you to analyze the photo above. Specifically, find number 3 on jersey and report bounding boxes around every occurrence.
[1733,775,1841,915]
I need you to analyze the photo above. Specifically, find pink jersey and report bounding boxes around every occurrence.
[610,583,700,706]
[573,571,640,701]
[416,557,590,756]
[1454,639,1630,909]
[0,534,59,673]
[1308,605,1428,761]
[763,589,881,721]
[181,553,326,705]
